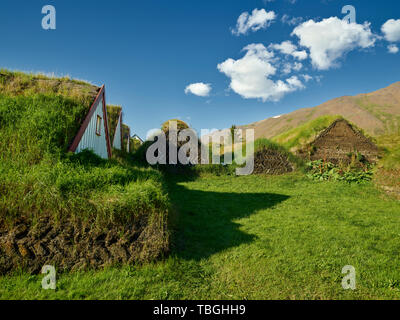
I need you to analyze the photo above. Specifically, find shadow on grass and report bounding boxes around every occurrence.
[166,174,290,261]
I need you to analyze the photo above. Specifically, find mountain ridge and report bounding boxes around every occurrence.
[238,81,400,141]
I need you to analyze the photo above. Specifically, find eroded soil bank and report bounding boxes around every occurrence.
[253,148,294,175]
[0,215,169,275]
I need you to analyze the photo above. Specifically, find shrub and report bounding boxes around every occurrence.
[306,160,374,183]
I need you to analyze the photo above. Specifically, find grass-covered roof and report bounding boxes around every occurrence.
[0,70,101,160]
[122,124,130,150]
[272,115,344,151]
[161,119,189,133]
[106,105,122,146]
[0,69,100,108]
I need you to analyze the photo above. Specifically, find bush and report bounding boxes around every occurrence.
[306,160,374,183]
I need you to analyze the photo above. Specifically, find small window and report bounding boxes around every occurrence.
[96,115,102,136]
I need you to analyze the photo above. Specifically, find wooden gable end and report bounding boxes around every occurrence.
[69,85,112,159]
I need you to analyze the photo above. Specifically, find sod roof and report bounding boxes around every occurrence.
[161,119,189,133]
[305,118,379,163]
[272,115,343,152]
[122,124,130,150]
[0,69,103,157]
[0,69,100,109]
[106,105,122,146]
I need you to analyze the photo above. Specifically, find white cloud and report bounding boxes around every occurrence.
[293,62,303,71]
[217,43,305,102]
[282,63,292,74]
[302,74,313,82]
[292,17,377,70]
[388,44,399,54]
[281,14,303,26]
[185,82,212,97]
[282,62,303,74]
[269,40,308,60]
[292,50,308,60]
[232,8,276,36]
[282,63,291,74]
[382,19,400,42]
[286,75,304,89]
[270,40,297,54]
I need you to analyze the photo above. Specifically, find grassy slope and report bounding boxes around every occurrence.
[240,82,400,141]
[356,98,396,135]
[374,135,400,198]
[1,174,400,299]
[271,115,343,151]
[377,135,400,168]
[0,70,169,227]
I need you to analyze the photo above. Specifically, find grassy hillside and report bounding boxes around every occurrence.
[0,70,170,272]
[240,82,400,141]
[374,135,400,199]
[0,70,169,226]
[377,135,400,169]
[272,115,343,151]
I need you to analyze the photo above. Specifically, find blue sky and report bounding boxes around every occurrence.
[0,0,400,139]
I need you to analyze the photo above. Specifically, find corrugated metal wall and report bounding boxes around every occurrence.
[76,96,109,159]
[113,118,122,150]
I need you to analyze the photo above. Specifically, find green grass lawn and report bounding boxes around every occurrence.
[1,173,400,300]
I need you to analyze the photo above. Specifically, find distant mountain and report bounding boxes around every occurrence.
[240,82,400,140]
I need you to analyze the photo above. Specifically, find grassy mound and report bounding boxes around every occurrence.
[106,105,122,146]
[134,119,201,170]
[272,115,343,151]
[0,70,170,273]
[252,139,303,175]
[161,119,189,133]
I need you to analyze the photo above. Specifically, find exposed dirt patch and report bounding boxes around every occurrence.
[0,215,169,275]
[253,148,294,175]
